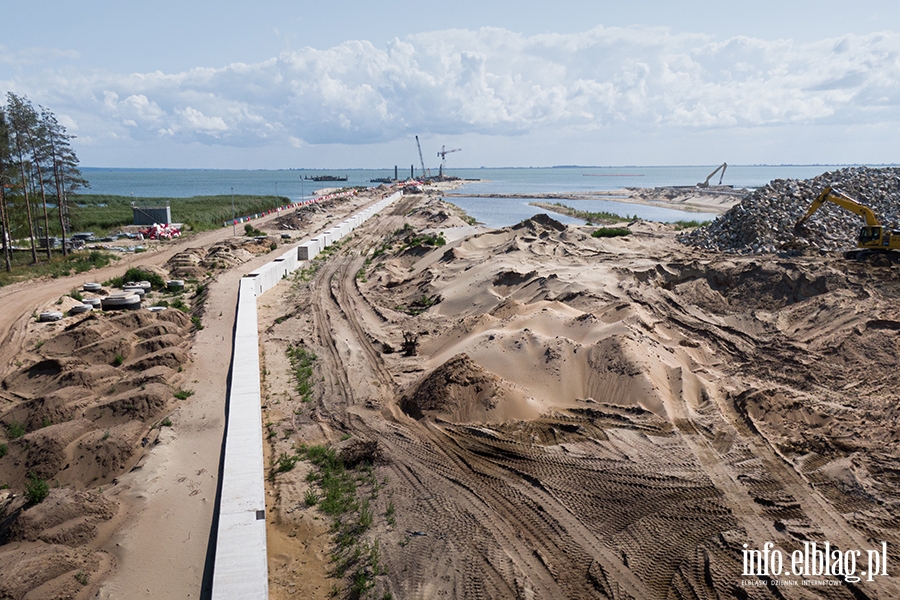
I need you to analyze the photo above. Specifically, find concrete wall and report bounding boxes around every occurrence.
[297,240,319,261]
[211,278,268,599]
[212,189,402,599]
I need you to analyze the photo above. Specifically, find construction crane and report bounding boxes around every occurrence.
[697,162,727,188]
[436,145,462,179]
[415,136,430,180]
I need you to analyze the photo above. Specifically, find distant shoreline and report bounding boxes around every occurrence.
[446,188,743,215]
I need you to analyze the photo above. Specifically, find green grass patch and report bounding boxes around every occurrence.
[0,250,116,287]
[275,452,300,473]
[530,201,632,224]
[591,227,632,238]
[25,474,49,504]
[294,443,388,595]
[70,193,286,234]
[7,421,26,440]
[673,219,712,230]
[287,344,317,403]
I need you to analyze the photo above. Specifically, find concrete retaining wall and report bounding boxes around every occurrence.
[211,278,268,599]
[211,190,402,599]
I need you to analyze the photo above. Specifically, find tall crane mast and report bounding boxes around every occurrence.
[437,145,462,178]
[415,136,429,180]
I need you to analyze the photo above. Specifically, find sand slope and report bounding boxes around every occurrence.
[260,196,900,599]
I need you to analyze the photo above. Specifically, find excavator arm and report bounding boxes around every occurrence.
[795,186,882,228]
[698,163,727,187]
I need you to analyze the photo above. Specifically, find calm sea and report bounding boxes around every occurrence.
[80,165,862,228]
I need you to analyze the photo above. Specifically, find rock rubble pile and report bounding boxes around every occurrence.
[678,167,900,254]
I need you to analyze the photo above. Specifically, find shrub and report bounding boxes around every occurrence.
[591,227,632,238]
[174,389,194,400]
[25,474,49,504]
[113,354,125,367]
[122,267,165,289]
[0,443,8,458]
[276,452,299,473]
[673,219,712,230]
[7,421,25,440]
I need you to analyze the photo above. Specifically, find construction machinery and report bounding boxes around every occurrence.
[697,163,727,188]
[795,186,900,252]
[436,145,461,179]
[415,136,430,180]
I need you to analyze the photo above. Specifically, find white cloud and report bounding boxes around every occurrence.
[5,26,900,151]
[0,45,79,66]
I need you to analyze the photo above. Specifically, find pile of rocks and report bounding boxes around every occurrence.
[678,167,900,254]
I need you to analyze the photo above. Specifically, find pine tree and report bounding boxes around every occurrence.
[1,93,89,267]
[6,93,39,264]
[42,107,87,256]
[0,108,13,272]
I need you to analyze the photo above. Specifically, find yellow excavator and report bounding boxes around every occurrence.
[794,186,900,252]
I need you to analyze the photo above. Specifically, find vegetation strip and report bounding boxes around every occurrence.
[529,201,633,223]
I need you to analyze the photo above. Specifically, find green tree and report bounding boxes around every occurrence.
[1,94,88,266]
[6,92,39,264]
[42,107,87,255]
[0,108,13,272]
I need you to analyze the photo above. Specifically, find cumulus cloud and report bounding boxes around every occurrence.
[7,26,900,148]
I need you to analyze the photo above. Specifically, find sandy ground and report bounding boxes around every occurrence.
[447,185,747,214]
[257,193,900,599]
[0,189,388,599]
[3,184,899,599]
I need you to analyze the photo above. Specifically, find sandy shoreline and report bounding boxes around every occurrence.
[446,185,745,214]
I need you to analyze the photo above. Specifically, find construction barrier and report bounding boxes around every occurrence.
[210,190,401,599]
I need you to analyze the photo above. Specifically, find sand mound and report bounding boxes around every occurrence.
[0,308,192,546]
[166,238,259,277]
[400,353,535,422]
[0,542,106,600]
[10,488,117,546]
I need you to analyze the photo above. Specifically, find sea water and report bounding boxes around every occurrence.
[80,165,861,228]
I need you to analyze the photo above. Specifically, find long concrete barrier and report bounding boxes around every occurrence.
[211,278,268,599]
[211,190,402,599]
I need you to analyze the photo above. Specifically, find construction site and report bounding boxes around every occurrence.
[0,166,898,599]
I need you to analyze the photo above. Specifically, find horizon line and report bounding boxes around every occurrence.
[80,163,900,171]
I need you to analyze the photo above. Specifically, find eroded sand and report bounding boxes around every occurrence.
[260,193,899,599]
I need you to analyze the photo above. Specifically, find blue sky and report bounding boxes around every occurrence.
[2,0,899,168]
